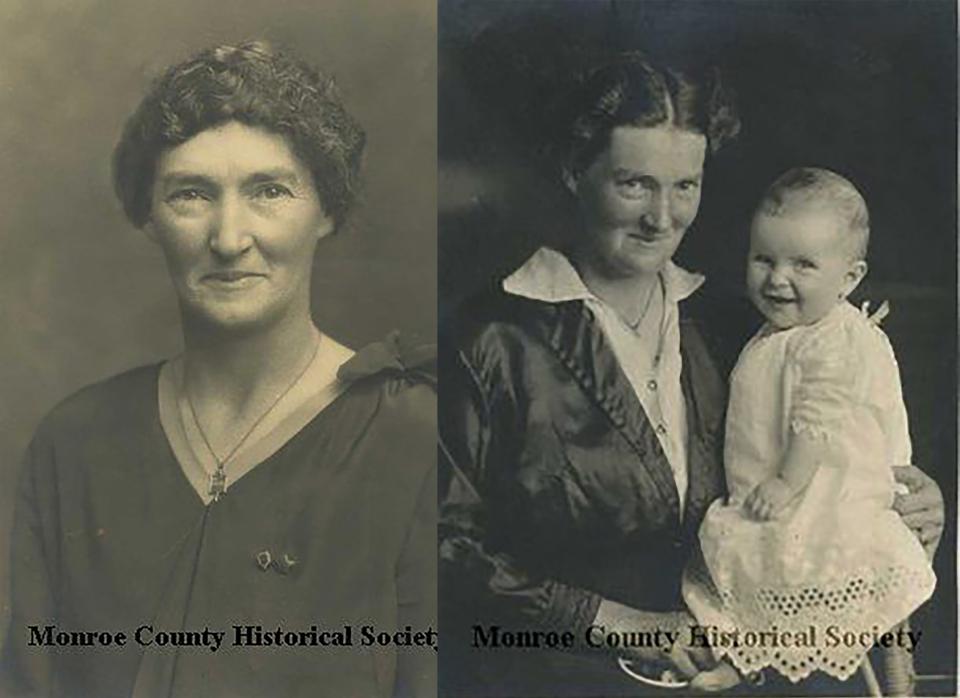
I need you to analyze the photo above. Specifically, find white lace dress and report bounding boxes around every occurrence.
[682,302,935,682]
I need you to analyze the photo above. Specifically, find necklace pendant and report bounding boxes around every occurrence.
[209,465,227,502]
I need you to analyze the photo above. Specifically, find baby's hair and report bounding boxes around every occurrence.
[757,167,870,260]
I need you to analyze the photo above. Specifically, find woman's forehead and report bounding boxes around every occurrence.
[155,122,309,181]
[602,125,707,177]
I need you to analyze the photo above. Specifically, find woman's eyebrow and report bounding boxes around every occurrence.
[156,169,304,187]
[245,169,303,185]
[157,172,217,188]
[613,168,647,177]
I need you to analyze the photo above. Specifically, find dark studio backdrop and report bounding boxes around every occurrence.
[439,0,957,688]
[0,0,435,644]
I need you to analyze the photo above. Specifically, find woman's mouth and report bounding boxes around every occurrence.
[627,232,670,245]
[201,271,266,288]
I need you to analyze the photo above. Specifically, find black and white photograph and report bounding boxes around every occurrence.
[438,1,956,696]
[0,2,436,697]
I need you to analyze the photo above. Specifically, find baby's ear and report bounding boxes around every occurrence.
[843,259,868,297]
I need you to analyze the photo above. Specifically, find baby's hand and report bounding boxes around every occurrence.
[744,477,794,520]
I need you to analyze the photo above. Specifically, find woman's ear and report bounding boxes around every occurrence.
[842,259,868,297]
[142,218,159,242]
[315,215,335,241]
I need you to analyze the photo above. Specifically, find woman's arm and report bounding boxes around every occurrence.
[439,347,603,634]
[440,346,713,681]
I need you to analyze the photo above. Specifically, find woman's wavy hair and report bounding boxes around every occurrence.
[113,41,365,230]
[561,55,740,175]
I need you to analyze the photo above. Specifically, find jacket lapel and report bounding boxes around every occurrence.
[678,316,727,533]
[541,300,681,517]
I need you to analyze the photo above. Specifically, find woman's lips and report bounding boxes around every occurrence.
[201,271,266,288]
[627,232,670,245]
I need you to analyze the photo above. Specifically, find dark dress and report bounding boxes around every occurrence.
[438,289,728,697]
[1,339,437,698]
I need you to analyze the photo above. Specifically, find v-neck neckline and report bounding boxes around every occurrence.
[156,335,355,506]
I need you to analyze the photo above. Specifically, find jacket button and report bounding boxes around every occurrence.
[656,424,667,435]
[647,379,657,391]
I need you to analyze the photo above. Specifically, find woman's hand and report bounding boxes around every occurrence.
[592,600,724,685]
[892,465,945,560]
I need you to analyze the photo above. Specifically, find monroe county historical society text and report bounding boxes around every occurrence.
[471,623,922,654]
[24,624,439,653]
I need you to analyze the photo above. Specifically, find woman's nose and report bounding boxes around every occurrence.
[642,191,673,232]
[209,195,253,257]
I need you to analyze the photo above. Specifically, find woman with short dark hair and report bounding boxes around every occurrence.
[2,41,436,698]
[113,41,365,232]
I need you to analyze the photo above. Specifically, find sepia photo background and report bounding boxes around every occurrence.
[0,0,436,645]
[439,0,957,688]
[1,0,957,691]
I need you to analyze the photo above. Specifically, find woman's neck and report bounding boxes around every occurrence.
[179,310,320,422]
[572,253,661,327]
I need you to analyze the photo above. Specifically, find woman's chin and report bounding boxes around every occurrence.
[614,254,670,279]
[182,299,288,334]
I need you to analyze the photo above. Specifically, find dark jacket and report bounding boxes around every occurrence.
[439,289,728,696]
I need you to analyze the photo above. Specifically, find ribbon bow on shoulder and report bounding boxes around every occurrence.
[337,330,437,388]
[859,300,891,326]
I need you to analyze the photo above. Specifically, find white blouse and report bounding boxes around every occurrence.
[503,246,705,513]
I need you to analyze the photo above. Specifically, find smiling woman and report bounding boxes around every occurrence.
[146,123,333,332]
[1,42,436,698]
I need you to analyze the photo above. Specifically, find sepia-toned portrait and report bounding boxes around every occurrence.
[0,2,437,697]
[438,1,956,696]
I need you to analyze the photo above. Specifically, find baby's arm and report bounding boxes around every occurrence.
[745,431,825,520]
[746,318,858,521]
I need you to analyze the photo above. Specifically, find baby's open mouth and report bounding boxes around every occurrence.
[763,295,796,305]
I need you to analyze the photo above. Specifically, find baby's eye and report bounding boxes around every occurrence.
[752,254,773,265]
[254,184,294,201]
[795,259,818,270]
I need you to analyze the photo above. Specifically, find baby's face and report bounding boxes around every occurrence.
[747,208,865,329]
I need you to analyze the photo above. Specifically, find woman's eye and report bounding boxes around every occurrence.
[165,189,211,212]
[615,178,651,198]
[255,184,294,200]
[167,188,207,203]
[676,180,700,194]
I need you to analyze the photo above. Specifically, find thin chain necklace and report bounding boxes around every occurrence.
[627,274,667,370]
[625,276,660,332]
[184,335,320,502]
